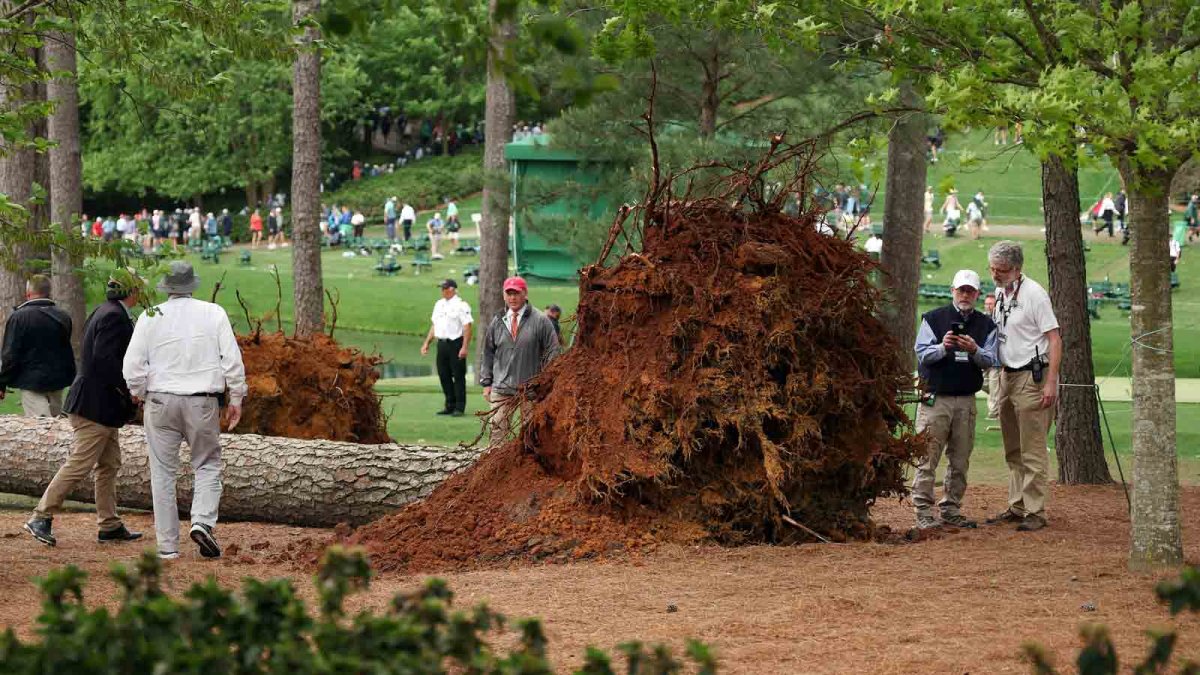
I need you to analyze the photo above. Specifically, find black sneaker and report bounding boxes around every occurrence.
[189,523,221,558]
[451,410,465,417]
[435,409,453,416]
[24,518,56,547]
[98,524,144,543]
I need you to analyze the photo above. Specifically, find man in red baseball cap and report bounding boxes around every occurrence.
[479,276,559,445]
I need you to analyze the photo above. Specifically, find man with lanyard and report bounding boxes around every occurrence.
[420,279,473,417]
[984,241,1062,532]
[911,270,998,530]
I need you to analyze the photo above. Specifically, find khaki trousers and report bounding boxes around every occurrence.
[911,394,977,517]
[143,393,223,555]
[985,368,1002,419]
[997,369,1053,517]
[33,414,124,531]
[21,389,63,417]
[487,392,528,448]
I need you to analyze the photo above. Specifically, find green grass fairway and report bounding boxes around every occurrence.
[190,246,578,336]
[866,128,1122,225]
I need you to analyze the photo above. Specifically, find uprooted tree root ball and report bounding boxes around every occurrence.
[351,188,924,572]
[235,332,390,444]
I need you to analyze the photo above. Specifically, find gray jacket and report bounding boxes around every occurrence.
[479,304,559,395]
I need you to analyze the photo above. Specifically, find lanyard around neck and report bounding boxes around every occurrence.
[998,275,1023,327]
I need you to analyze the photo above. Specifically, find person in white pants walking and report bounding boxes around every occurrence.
[123,261,246,560]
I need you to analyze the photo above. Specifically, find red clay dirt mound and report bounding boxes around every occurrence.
[235,331,390,444]
[352,180,922,573]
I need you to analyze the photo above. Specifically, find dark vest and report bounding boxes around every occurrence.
[918,305,995,396]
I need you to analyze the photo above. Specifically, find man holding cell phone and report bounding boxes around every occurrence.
[912,269,999,531]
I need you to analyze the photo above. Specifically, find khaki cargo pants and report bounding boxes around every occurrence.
[996,369,1053,517]
[912,394,977,517]
[33,414,124,531]
[21,389,63,417]
[487,392,530,449]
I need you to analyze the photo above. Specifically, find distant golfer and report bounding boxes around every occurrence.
[123,261,246,560]
[479,277,559,445]
[421,279,473,417]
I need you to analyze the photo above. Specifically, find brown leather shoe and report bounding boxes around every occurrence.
[1016,514,1047,532]
[985,509,1024,525]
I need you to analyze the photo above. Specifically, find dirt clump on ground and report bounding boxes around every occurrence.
[353,160,922,572]
[235,331,389,444]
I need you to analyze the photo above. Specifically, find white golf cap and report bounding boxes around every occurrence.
[952,269,982,290]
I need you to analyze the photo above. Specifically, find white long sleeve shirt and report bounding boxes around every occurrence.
[123,296,248,405]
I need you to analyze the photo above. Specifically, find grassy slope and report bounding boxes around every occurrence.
[864,128,1122,224]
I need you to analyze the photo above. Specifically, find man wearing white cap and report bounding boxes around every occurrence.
[912,269,999,530]
[123,260,246,560]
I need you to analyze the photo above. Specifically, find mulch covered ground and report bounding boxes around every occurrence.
[3,484,1199,673]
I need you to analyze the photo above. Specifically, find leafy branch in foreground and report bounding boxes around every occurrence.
[0,546,716,674]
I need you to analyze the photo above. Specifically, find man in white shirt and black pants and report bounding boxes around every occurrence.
[421,279,473,416]
[984,241,1062,533]
[123,261,247,560]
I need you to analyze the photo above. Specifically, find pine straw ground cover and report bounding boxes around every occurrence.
[347,142,924,572]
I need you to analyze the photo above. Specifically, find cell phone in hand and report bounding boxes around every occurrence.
[951,321,966,336]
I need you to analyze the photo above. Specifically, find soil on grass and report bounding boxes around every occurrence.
[3,485,1200,674]
[235,331,389,444]
[350,189,922,572]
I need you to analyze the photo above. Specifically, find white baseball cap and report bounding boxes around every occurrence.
[952,269,981,290]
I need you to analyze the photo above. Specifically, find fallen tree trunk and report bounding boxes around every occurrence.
[0,416,481,527]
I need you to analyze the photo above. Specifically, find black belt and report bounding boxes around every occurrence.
[187,392,223,397]
[437,337,463,342]
[1003,364,1035,373]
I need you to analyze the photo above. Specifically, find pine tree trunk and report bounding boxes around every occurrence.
[290,0,324,338]
[46,31,86,361]
[0,416,481,527]
[1119,160,1182,570]
[478,0,517,362]
[0,38,37,326]
[1042,155,1110,484]
[245,181,260,212]
[698,44,720,139]
[878,80,926,374]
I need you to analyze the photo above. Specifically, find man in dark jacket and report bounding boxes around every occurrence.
[0,275,75,416]
[911,269,999,531]
[24,273,143,547]
[479,276,558,446]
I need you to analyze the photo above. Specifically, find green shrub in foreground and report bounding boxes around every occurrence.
[0,546,715,674]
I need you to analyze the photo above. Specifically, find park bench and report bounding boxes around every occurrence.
[1087,296,1102,319]
[412,251,433,274]
[1089,280,1113,297]
[375,254,401,276]
[921,250,941,268]
[410,235,430,252]
[455,237,480,255]
[200,240,222,264]
[239,250,252,266]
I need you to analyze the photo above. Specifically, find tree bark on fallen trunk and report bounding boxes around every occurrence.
[0,416,481,527]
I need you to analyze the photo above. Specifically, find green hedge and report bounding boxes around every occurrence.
[0,547,716,674]
[326,149,484,218]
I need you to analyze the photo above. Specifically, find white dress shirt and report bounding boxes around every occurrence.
[432,294,473,340]
[123,296,248,405]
